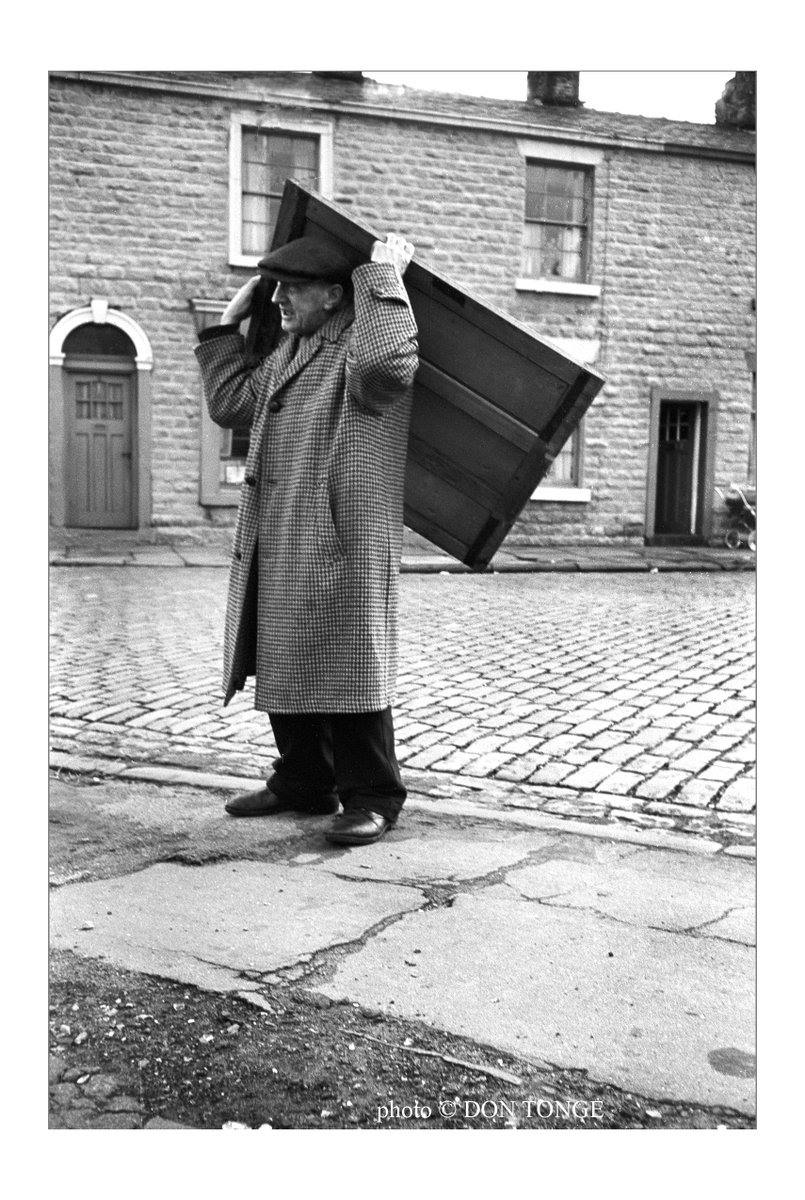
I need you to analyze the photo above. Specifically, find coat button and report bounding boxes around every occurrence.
[244,475,256,487]
[268,400,283,413]
[234,550,242,560]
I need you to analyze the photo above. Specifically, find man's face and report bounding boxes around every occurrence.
[271,279,341,337]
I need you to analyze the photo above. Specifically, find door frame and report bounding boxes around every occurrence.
[645,387,719,544]
[49,302,153,529]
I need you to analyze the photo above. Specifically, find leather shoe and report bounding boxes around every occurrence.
[325,807,395,845]
[225,787,339,818]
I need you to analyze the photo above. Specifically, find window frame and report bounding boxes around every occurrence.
[539,422,588,496]
[515,139,603,297]
[530,337,599,502]
[228,111,334,268]
[191,298,252,507]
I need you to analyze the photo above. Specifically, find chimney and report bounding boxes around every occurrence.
[527,72,580,106]
[312,71,364,84]
[715,72,756,130]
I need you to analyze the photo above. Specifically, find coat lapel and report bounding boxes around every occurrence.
[268,304,354,399]
[266,334,300,396]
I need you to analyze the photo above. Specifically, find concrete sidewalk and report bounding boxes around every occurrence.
[49,765,755,1122]
[49,528,755,573]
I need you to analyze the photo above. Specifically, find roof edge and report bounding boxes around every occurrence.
[49,71,756,164]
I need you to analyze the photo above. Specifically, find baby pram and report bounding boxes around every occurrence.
[716,484,756,551]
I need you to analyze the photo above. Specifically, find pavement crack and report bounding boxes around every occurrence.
[252,904,427,989]
[504,893,747,942]
[327,848,544,900]
[679,904,754,941]
[175,950,260,980]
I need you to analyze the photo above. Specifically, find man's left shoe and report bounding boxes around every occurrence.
[325,808,395,846]
[225,787,339,817]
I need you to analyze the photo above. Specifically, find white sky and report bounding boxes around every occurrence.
[366,71,735,125]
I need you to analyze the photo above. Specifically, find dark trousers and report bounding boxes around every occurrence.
[267,708,406,822]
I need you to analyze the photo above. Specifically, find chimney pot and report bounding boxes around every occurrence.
[715,71,756,130]
[527,72,580,106]
[312,71,364,84]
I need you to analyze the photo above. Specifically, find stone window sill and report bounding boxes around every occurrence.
[516,278,601,298]
[530,486,592,503]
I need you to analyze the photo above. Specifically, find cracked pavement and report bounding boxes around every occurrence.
[49,564,756,1125]
[49,772,755,1119]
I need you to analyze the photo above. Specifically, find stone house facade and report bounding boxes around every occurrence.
[49,70,756,547]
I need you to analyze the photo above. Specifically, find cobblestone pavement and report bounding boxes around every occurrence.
[50,567,755,849]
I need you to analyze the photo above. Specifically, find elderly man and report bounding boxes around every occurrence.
[195,232,418,845]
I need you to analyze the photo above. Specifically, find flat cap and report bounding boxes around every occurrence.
[257,236,354,284]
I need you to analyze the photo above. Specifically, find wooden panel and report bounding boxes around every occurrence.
[265,181,605,569]
[66,372,134,528]
[412,293,567,427]
[415,362,534,452]
[410,384,533,498]
[404,459,495,548]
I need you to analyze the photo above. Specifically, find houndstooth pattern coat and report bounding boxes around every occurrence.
[195,262,419,713]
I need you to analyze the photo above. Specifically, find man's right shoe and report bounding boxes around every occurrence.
[224,787,339,818]
[324,807,395,845]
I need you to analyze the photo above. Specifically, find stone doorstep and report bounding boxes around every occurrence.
[49,753,744,857]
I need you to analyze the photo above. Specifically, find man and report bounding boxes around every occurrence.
[194,232,418,846]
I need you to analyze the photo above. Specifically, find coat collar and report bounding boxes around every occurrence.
[270,303,354,396]
[318,301,354,344]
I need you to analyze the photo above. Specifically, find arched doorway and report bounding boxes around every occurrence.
[49,303,153,529]
[63,323,137,527]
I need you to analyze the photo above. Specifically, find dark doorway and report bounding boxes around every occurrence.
[647,388,718,546]
[654,401,699,535]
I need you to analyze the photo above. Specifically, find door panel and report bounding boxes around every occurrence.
[655,402,696,535]
[66,372,135,527]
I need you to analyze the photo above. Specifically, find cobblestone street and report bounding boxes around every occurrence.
[50,566,755,849]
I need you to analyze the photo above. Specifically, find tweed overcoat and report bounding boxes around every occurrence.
[195,262,419,713]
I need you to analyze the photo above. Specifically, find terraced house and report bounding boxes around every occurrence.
[49,70,756,549]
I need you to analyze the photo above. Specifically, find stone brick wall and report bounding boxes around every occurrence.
[585,153,756,545]
[49,74,756,544]
[51,80,240,529]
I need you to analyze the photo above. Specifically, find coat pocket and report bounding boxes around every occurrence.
[317,480,346,563]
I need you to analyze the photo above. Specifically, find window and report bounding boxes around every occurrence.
[192,298,256,505]
[522,161,591,283]
[63,323,137,358]
[219,426,251,486]
[543,436,580,486]
[241,130,318,256]
[229,113,333,266]
[515,139,602,297]
[530,337,599,502]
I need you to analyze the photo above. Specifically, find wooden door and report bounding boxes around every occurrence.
[654,402,697,535]
[66,371,135,527]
